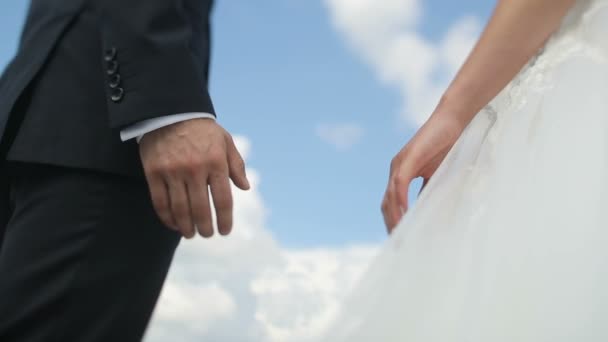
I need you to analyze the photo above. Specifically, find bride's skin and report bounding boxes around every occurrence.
[382,0,577,231]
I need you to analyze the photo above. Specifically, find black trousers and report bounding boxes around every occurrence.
[0,161,181,341]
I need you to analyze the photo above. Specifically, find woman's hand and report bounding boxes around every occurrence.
[382,114,465,232]
[381,0,576,233]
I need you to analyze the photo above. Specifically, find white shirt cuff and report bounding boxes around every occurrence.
[120,112,216,143]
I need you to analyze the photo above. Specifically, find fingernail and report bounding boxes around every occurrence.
[241,177,250,189]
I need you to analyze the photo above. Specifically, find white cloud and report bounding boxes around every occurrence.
[315,123,365,150]
[144,136,378,342]
[439,16,481,74]
[326,0,421,49]
[251,247,377,342]
[324,0,482,127]
[154,282,236,335]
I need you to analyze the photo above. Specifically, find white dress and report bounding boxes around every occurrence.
[321,1,608,341]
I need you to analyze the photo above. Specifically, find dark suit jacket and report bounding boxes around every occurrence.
[0,0,216,177]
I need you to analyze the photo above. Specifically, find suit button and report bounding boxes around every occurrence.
[104,47,117,61]
[106,60,119,75]
[110,87,124,102]
[109,74,121,88]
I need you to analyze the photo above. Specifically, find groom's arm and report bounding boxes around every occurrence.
[98,0,215,129]
[97,0,251,239]
[120,113,216,143]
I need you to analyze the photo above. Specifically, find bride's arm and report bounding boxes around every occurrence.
[434,0,576,127]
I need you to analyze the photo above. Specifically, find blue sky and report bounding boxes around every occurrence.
[0,1,494,248]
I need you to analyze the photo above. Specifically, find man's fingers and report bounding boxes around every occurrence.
[226,136,250,190]
[209,171,233,236]
[167,177,195,239]
[147,173,176,231]
[186,176,213,238]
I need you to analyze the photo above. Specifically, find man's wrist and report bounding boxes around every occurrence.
[120,112,216,142]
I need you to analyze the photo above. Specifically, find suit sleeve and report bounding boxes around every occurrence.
[98,0,216,129]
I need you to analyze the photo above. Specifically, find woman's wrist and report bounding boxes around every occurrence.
[431,89,478,130]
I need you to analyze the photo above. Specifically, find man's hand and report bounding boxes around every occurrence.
[139,118,250,239]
